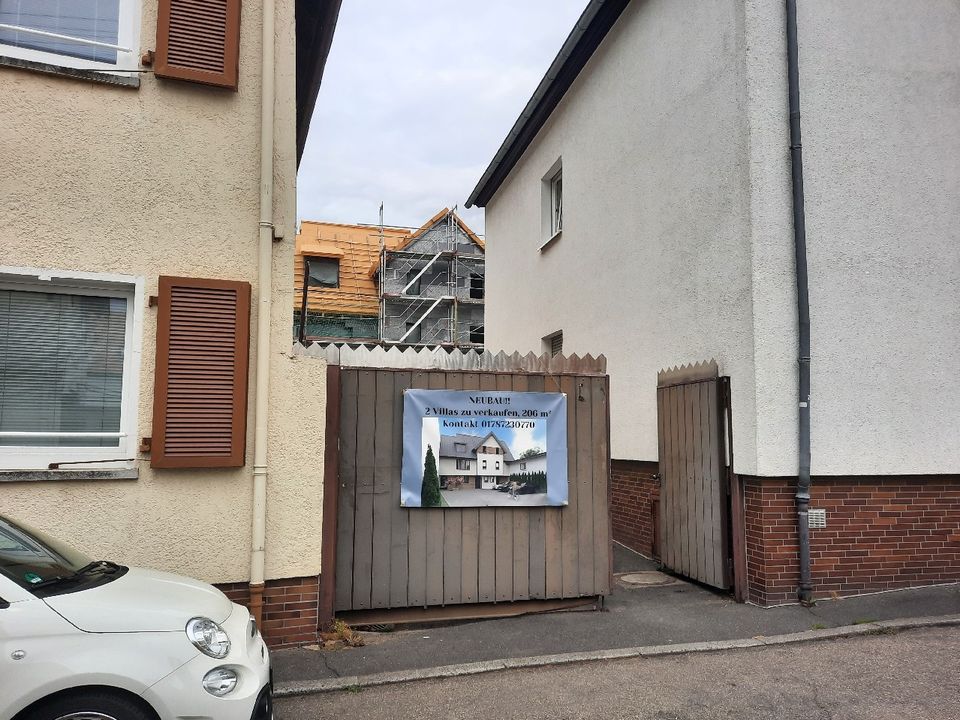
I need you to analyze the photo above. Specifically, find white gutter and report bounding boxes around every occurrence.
[249,0,276,624]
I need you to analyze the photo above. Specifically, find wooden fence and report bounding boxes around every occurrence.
[309,344,611,621]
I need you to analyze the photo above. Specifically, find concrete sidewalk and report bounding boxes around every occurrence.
[272,545,960,688]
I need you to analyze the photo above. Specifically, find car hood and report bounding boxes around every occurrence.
[43,566,233,633]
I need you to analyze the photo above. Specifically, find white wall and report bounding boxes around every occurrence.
[438,457,476,477]
[477,453,507,477]
[485,0,960,477]
[484,0,771,474]
[508,454,547,475]
[796,0,960,474]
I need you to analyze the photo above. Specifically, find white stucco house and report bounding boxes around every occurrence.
[438,432,548,491]
[438,432,513,489]
[466,0,960,604]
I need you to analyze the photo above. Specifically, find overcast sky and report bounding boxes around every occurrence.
[296,0,589,236]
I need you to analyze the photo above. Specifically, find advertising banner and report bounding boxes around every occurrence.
[401,389,568,508]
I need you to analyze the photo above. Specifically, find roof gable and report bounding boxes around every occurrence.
[393,208,484,253]
[369,208,483,276]
[438,431,514,462]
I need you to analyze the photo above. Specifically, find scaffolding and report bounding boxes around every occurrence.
[377,206,485,348]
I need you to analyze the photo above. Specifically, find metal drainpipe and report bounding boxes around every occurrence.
[249,0,276,626]
[786,0,813,605]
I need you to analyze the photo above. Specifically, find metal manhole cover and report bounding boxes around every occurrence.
[617,571,675,587]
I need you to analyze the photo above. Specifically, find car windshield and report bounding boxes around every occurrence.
[0,516,96,592]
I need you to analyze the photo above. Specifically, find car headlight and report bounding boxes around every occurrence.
[202,667,238,696]
[186,617,231,659]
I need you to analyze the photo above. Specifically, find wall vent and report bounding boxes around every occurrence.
[808,508,827,529]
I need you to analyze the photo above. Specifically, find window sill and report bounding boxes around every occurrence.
[0,55,140,88]
[539,230,562,253]
[0,468,139,483]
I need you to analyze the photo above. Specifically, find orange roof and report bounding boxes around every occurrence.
[294,221,411,316]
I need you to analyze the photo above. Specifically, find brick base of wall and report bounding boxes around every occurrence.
[216,575,321,649]
[611,459,660,558]
[743,475,960,605]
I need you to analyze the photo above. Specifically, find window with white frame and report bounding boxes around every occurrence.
[0,270,141,470]
[0,0,140,73]
[550,169,562,236]
[540,158,563,248]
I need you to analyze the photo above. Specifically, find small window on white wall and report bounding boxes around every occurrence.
[540,157,563,250]
[550,170,562,235]
[543,330,563,357]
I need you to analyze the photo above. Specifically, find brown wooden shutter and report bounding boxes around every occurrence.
[155,0,242,90]
[152,276,251,468]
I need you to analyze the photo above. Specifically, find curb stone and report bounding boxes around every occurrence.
[274,614,960,698]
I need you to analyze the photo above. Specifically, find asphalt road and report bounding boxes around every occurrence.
[276,626,960,720]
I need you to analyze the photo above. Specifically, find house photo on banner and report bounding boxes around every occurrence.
[467,0,960,604]
[1,0,343,649]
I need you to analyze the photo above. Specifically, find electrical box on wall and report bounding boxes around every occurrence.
[808,508,827,529]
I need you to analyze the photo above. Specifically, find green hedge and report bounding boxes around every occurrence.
[508,470,547,493]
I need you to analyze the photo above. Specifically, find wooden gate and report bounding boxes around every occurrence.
[656,363,732,589]
[313,345,612,623]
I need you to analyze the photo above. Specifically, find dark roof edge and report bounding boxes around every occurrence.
[296,0,343,167]
[465,0,630,208]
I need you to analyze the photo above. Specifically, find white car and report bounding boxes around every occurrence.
[0,515,271,720]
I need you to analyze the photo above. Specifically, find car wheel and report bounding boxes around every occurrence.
[29,691,153,720]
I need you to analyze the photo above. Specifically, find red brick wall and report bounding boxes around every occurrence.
[743,476,960,605]
[611,459,660,557]
[216,575,320,649]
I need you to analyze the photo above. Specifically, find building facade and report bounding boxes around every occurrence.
[438,432,513,489]
[295,208,486,347]
[0,0,341,647]
[468,0,960,603]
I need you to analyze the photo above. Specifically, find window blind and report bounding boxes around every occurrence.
[0,0,121,63]
[0,289,126,447]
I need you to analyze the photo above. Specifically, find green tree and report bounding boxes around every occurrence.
[520,447,542,459]
[420,444,442,507]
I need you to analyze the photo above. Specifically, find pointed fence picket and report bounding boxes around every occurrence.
[294,342,606,375]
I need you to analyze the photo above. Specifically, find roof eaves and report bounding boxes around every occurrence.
[465,0,631,208]
[296,0,343,167]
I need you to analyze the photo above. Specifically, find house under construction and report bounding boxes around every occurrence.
[294,208,485,346]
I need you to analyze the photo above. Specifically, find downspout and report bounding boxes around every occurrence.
[249,0,276,625]
[785,0,813,605]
